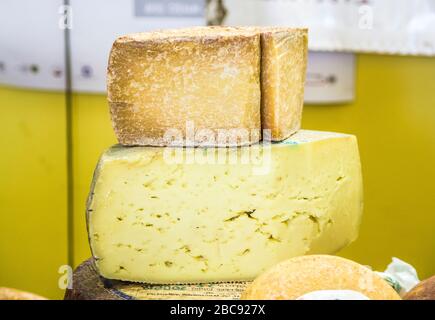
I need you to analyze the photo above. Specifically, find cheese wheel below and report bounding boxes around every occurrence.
[241,255,401,300]
[0,287,47,300]
[87,131,363,284]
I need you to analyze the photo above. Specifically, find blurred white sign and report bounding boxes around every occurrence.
[0,0,206,92]
[305,52,355,104]
[223,0,435,56]
[70,0,206,92]
[0,0,66,90]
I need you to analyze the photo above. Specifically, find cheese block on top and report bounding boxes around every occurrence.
[87,130,363,284]
[107,26,308,146]
[259,28,308,141]
[108,27,262,147]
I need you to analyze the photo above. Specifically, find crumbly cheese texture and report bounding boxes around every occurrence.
[87,130,363,284]
[107,26,308,146]
[108,27,262,147]
[259,28,308,141]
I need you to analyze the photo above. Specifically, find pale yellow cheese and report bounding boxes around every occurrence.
[87,130,363,284]
[108,27,262,147]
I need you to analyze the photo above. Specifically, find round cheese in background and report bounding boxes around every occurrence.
[0,287,47,300]
[241,255,401,300]
[404,276,435,300]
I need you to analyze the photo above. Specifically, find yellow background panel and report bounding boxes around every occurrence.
[71,93,116,267]
[0,86,68,299]
[304,55,435,276]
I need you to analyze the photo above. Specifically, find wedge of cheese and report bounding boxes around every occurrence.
[259,28,307,141]
[87,130,363,284]
[108,27,262,147]
[107,26,308,146]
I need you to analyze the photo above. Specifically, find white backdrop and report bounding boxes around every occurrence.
[70,0,206,92]
[0,0,66,90]
[0,0,355,102]
[223,0,435,56]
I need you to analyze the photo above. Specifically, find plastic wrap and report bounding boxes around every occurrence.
[376,257,421,296]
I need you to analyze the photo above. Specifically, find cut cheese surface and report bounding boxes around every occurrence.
[107,26,308,147]
[259,28,308,141]
[108,27,261,147]
[87,130,363,284]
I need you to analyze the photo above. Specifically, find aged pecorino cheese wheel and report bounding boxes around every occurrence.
[87,131,363,284]
[108,26,307,147]
[0,287,47,300]
[404,276,435,300]
[241,255,401,300]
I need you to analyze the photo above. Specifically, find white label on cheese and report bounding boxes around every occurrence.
[297,290,370,300]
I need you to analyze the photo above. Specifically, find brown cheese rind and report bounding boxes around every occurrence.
[108,27,261,147]
[65,259,249,300]
[241,255,401,300]
[404,276,435,300]
[0,287,47,300]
